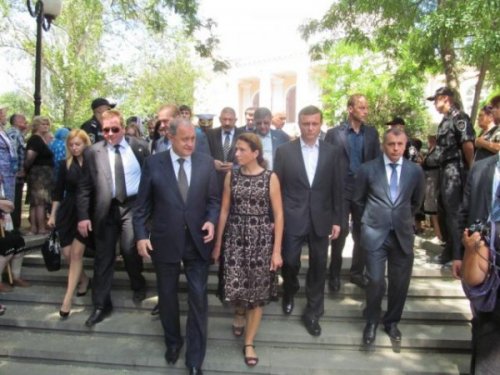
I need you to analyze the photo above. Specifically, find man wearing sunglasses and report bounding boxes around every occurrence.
[77,109,150,327]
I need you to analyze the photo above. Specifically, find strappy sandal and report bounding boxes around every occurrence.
[232,311,246,337]
[242,344,258,367]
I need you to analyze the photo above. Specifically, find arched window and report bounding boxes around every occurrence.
[252,92,260,108]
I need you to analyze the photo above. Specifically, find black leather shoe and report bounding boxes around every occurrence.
[188,367,203,375]
[363,323,378,345]
[85,306,112,327]
[133,288,147,304]
[384,323,402,341]
[165,339,184,364]
[302,316,321,336]
[350,274,368,289]
[328,276,341,292]
[282,294,294,315]
[151,304,160,316]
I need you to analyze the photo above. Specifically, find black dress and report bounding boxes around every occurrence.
[221,169,278,309]
[52,159,92,248]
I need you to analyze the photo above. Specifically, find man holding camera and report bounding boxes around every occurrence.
[460,152,500,373]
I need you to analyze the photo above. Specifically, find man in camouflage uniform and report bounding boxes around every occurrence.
[427,87,475,276]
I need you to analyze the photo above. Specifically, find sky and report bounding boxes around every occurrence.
[197,0,331,61]
[0,0,332,95]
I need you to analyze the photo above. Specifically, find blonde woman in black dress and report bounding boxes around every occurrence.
[48,129,92,318]
[212,133,283,367]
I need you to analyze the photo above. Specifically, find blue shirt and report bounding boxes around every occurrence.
[347,125,364,176]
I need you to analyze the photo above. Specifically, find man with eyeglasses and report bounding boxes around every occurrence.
[77,109,150,327]
[254,107,289,170]
[81,98,116,144]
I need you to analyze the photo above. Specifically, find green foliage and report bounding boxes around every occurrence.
[320,43,430,137]
[44,0,108,127]
[0,92,33,117]
[301,0,499,119]
[121,51,198,117]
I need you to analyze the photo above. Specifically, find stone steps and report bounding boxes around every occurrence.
[0,237,473,374]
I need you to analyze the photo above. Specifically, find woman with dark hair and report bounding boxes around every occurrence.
[212,132,283,367]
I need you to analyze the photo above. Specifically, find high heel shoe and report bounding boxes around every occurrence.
[59,310,70,319]
[76,278,92,297]
[242,344,258,367]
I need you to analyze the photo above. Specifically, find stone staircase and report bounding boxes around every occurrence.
[0,234,472,374]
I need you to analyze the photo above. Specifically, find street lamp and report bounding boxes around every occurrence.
[27,0,63,116]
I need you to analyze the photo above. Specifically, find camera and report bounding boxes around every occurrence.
[468,220,491,243]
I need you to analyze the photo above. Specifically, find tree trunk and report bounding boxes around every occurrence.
[470,57,489,123]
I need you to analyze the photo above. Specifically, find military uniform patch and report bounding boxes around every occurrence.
[456,120,467,132]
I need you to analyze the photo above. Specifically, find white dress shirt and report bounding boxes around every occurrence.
[170,148,192,186]
[108,138,141,198]
[383,154,403,186]
[300,137,319,186]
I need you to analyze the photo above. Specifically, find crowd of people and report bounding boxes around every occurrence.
[1,90,500,374]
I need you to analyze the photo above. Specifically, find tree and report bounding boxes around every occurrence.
[0,1,219,127]
[0,92,33,117]
[120,50,199,117]
[319,42,430,136]
[301,0,499,121]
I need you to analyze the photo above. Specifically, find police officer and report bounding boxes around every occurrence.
[427,87,475,275]
[81,98,116,144]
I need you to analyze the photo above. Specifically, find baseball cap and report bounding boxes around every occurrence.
[91,98,116,110]
[426,87,454,101]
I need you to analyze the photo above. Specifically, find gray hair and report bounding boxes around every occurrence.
[254,107,272,120]
[168,117,194,136]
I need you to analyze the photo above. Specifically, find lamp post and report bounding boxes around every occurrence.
[27,0,63,116]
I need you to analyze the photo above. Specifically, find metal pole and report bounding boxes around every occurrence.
[34,6,43,116]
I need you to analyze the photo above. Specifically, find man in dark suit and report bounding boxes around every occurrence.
[324,94,381,292]
[254,107,289,169]
[133,118,220,375]
[353,128,425,345]
[77,109,149,327]
[206,107,243,192]
[274,105,344,336]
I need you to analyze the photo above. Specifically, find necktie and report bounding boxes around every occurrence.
[114,145,127,203]
[223,131,231,162]
[177,158,188,203]
[389,163,398,202]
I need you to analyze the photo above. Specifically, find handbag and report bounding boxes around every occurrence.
[41,230,61,272]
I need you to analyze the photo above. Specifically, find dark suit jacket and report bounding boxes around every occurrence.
[353,156,425,253]
[458,154,497,238]
[133,151,220,263]
[77,136,150,236]
[269,129,290,161]
[206,127,243,162]
[274,139,344,237]
[324,121,381,180]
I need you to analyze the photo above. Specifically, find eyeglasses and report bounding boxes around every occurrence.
[103,127,121,134]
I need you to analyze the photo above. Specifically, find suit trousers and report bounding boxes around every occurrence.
[329,180,364,279]
[92,199,145,308]
[153,231,209,369]
[364,231,413,325]
[282,230,329,320]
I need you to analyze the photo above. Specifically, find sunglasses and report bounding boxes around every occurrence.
[103,127,121,134]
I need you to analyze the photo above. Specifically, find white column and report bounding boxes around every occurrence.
[271,77,285,112]
[259,72,272,108]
